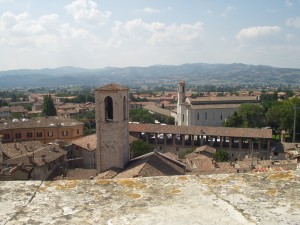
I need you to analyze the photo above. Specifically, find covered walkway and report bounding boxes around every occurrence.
[129,123,272,158]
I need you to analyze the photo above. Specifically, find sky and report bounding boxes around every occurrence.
[0,0,300,71]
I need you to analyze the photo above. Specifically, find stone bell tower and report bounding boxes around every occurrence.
[95,83,130,173]
[177,80,186,126]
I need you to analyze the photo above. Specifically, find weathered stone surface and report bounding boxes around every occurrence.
[1,171,300,225]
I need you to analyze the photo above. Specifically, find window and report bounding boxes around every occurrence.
[220,114,223,120]
[182,114,184,122]
[62,131,68,136]
[3,134,10,139]
[48,131,53,137]
[36,132,43,137]
[27,132,33,138]
[205,112,207,120]
[15,133,21,139]
[104,96,113,121]
[123,96,126,120]
[197,113,200,120]
[77,129,79,134]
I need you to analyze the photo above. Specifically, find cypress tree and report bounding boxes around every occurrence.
[42,94,57,116]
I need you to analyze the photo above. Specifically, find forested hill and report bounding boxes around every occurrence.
[1,63,300,88]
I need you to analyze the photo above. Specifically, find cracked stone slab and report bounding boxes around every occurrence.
[1,172,300,225]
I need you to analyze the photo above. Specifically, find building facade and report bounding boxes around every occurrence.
[0,117,84,143]
[176,81,260,127]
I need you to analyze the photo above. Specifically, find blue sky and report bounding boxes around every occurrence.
[0,0,300,70]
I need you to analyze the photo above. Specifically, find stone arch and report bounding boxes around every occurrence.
[104,96,113,121]
[123,96,126,120]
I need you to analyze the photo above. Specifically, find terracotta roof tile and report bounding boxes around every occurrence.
[129,123,272,139]
[95,83,128,91]
[115,151,186,178]
[0,116,84,130]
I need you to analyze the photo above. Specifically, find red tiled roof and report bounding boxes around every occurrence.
[72,133,138,151]
[129,123,272,139]
[95,83,128,91]
[72,134,97,151]
[114,151,186,178]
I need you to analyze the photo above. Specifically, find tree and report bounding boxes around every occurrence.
[224,111,243,127]
[213,149,229,162]
[130,140,154,158]
[224,104,265,128]
[129,108,155,123]
[264,97,300,141]
[238,104,265,128]
[265,103,282,138]
[260,92,278,112]
[42,94,57,116]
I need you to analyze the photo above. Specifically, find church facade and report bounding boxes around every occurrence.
[176,81,260,127]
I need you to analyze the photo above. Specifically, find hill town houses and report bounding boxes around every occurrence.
[0,81,299,181]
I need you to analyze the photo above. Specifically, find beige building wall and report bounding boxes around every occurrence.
[0,125,84,143]
[188,107,238,127]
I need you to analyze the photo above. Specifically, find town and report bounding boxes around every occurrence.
[1,80,299,180]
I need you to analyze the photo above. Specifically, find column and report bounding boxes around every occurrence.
[239,137,242,150]
[172,134,176,146]
[229,137,232,151]
[145,133,149,143]
[219,136,223,148]
[200,135,204,146]
[210,136,213,147]
[155,133,158,146]
[191,135,195,147]
[248,138,253,155]
[181,134,185,146]
[163,133,167,145]
[258,139,262,151]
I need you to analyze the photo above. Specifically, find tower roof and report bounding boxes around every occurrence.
[95,83,128,91]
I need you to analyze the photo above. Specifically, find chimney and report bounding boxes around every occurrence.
[0,135,3,163]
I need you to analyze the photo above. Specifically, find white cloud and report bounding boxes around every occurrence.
[207,10,213,14]
[0,11,98,49]
[65,0,111,26]
[0,0,14,3]
[236,26,281,41]
[111,19,205,46]
[285,0,293,7]
[285,33,296,41]
[143,7,160,14]
[286,17,300,28]
[222,5,235,17]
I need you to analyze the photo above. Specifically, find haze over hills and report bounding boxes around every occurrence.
[0,63,300,88]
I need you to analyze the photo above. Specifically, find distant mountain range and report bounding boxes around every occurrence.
[0,63,300,88]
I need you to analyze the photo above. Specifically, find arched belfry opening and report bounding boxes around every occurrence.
[105,96,113,121]
[123,96,126,120]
